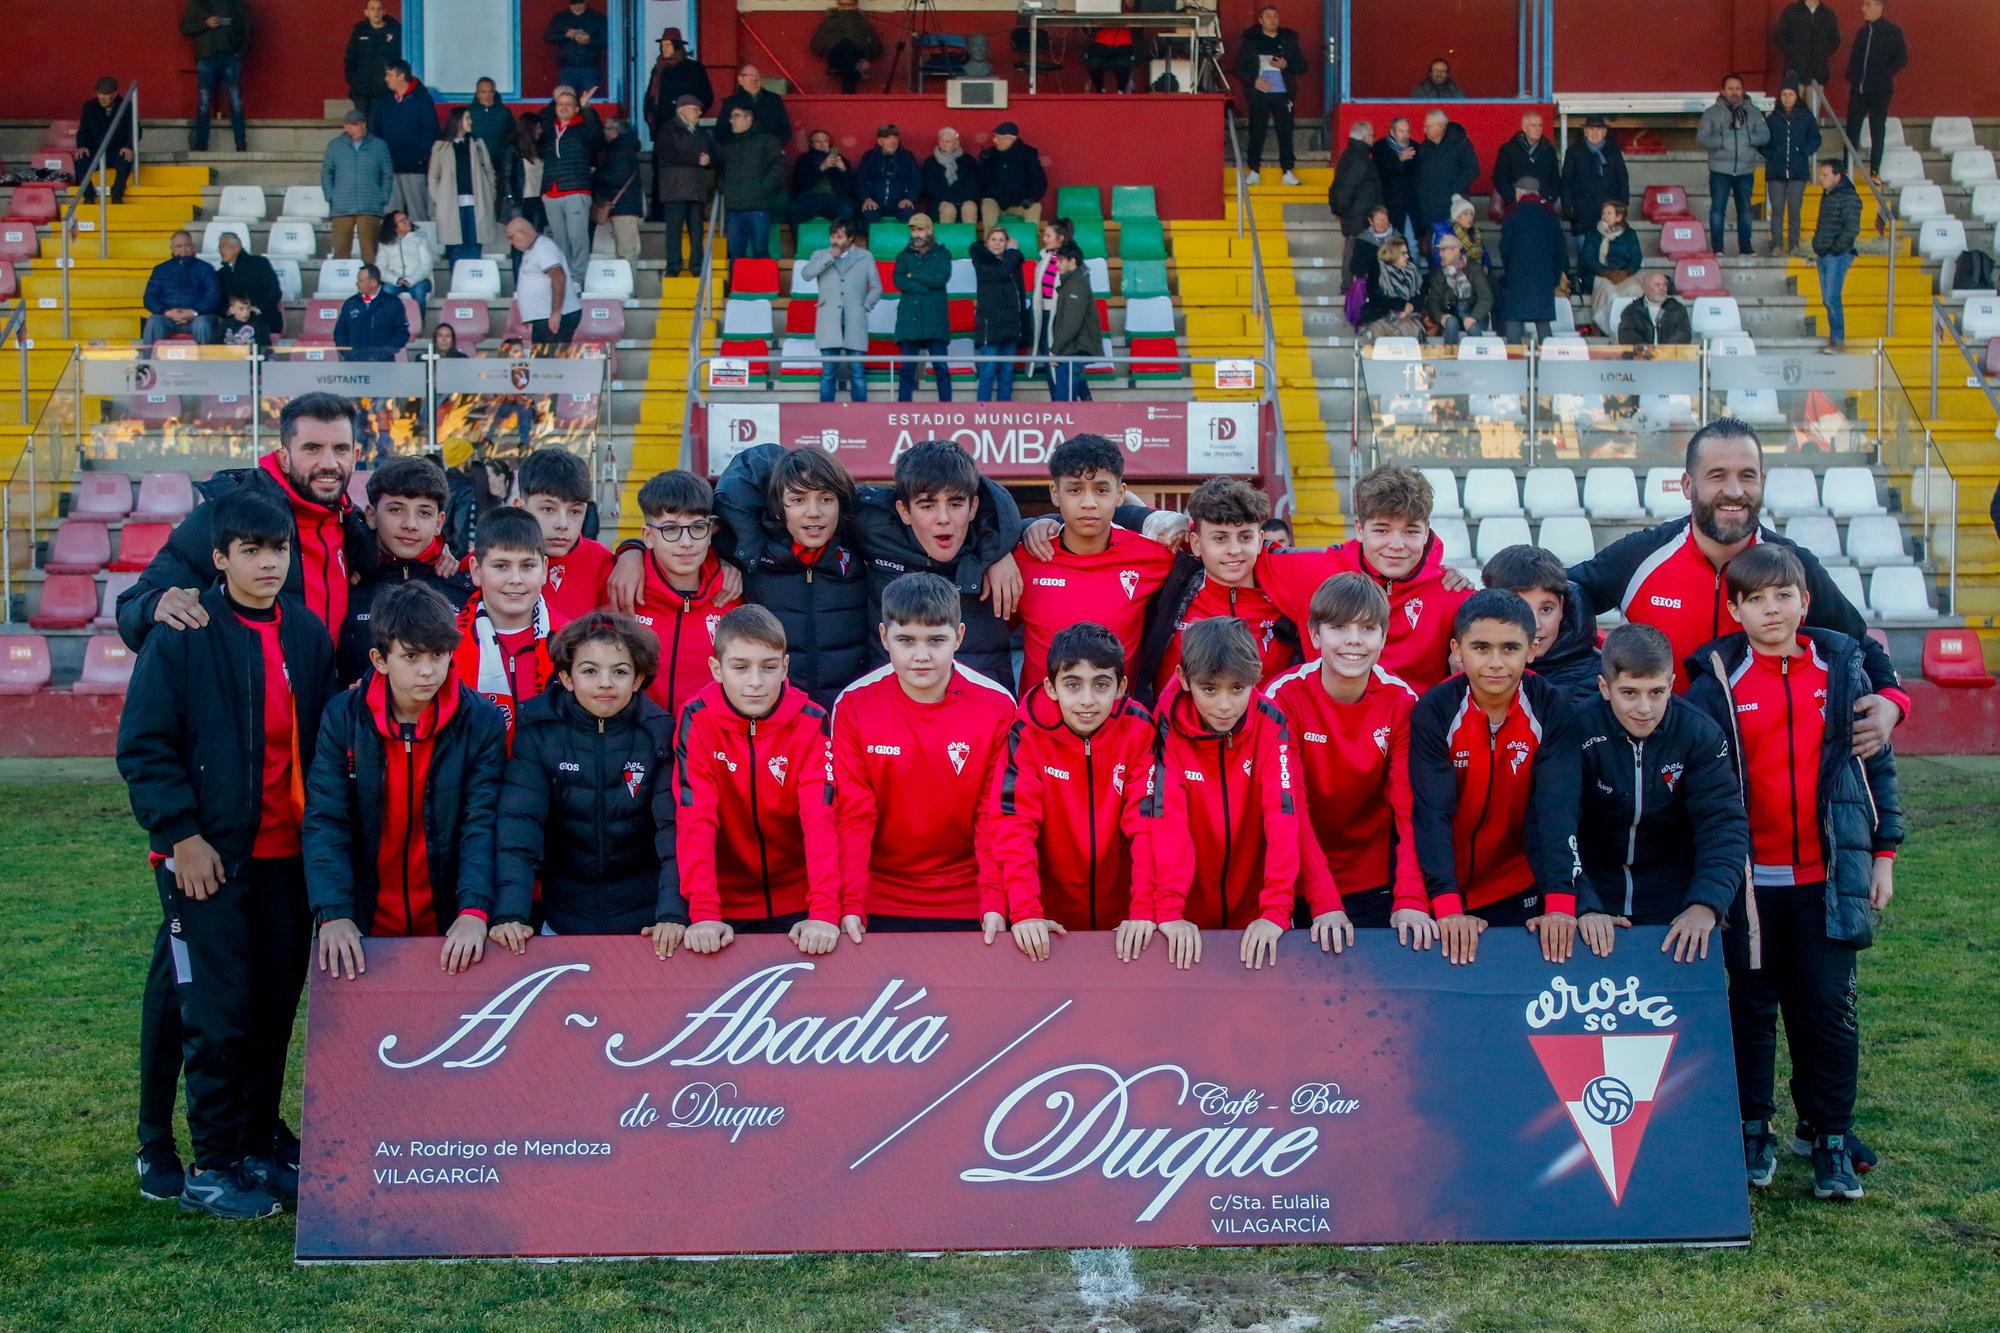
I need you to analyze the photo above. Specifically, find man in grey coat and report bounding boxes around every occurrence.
[1696,75,1770,257]
[322,109,394,263]
[798,218,881,403]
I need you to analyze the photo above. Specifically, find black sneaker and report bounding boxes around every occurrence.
[1811,1134,1865,1200]
[244,1154,299,1206]
[179,1165,283,1220]
[137,1149,184,1201]
[272,1122,301,1171]
[1744,1119,1779,1188]
[1793,1121,1878,1174]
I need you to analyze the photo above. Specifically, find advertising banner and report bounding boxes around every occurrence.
[434,358,607,397]
[261,360,429,398]
[296,932,1750,1260]
[81,357,253,396]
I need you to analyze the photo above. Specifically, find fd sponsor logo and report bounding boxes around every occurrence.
[625,762,647,798]
[1404,598,1423,631]
[1120,569,1141,600]
[1658,762,1684,792]
[946,741,970,775]
[1526,975,1680,1204]
[767,755,789,785]
[1506,739,1532,775]
[1372,725,1391,755]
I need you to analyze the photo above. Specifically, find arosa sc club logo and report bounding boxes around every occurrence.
[1525,977,1679,1204]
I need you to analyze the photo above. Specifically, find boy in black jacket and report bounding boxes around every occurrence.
[1572,623,1748,960]
[1482,544,1601,707]
[1686,544,1902,1201]
[117,491,337,1219]
[337,455,472,685]
[305,583,507,980]
[491,611,687,954]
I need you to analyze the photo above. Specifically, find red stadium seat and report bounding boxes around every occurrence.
[717,337,772,379]
[69,472,134,521]
[1129,335,1181,379]
[29,574,97,629]
[877,259,899,296]
[401,294,424,337]
[93,570,139,630]
[440,300,491,346]
[1094,298,1111,332]
[1985,339,2000,381]
[575,299,626,346]
[0,260,16,300]
[948,299,974,335]
[7,185,58,223]
[784,299,817,336]
[131,472,196,523]
[0,636,51,695]
[31,153,71,180]
[1659,219,1708,257]
[111,521,170,573]
[197,394,254,428]
[73,635,137,695]
[1674,257,1729,297]
[126,393,183,425]
[865,337,899,375]
[1643,185,1691,223]
[729,258,780,299]
[44,519,111,575]
[298,299,343,344]
[1923,628,1996,687]
[42,120,80,151]
[553,393,600,426]
[0,221,41,261]
[503,299,530,344]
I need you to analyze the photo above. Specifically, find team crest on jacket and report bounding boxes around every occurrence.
[1405,598,1423,630]
[1506,739,1531,775]
[767,755,789,785]
[946,740,970,775]
[1119,569,1140,600]
[1526,977,1680,1204]
[706,614,722,638]
[1110,761,1127,793]
[1659,762,1684,792]
[623,762,646,798]
[1372,725,1391,755]
[548,565,566,591]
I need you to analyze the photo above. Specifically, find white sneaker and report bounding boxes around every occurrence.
[1246,171,1261,185]
[1282,171,1300,186]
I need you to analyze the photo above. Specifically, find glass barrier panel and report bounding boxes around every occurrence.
[1529,347,1701,464]
[78,345,254,469]
[1357,347,1533,465]
[262,346,431,464]
[432,348,610,466]
[1704,351,1877,460]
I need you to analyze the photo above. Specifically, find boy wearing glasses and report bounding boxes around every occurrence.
[630,470,730,720]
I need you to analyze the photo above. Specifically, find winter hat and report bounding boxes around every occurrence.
[1449,194,1474,223]
[673,95,703,109]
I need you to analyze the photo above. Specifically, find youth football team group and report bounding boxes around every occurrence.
[112,394,1905,1219]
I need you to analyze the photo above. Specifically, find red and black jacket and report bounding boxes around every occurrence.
[336,540,472,686]
[1408,672,1583,918]
[1260,538,1471,695]
[630,551,728,723]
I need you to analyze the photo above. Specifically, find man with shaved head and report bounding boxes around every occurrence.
[140,230,222,350]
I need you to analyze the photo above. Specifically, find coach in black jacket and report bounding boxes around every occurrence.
[1775,0,1841,88]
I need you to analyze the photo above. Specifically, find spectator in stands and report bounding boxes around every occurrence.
[924,127,983,225]
[717,106,784,260]
[1329,121,1383,241]
[324,110,394,264]
[1235,5,1307,186]
[1697,74,1769,258]
[1373,117,1418,251]
[1763,83,1822,257]
[1413,57,1464,99]
[1422,234,1493,344]
[1775,0,1841,92]
[1357,236,1423,340]
[1497,178,1567,340]
[1347,205,1396,293]
[1492,112,1559,213]
[1617,269,1692,347]
[428,107,500,270]
[181,0,250,154]
[545,0,608,95]
[214,232,283,341]
[141,230,222,350]
[511,112,546,235]
[660,97,716,278]
[376,208,436,313]
[75,77,137,206]
[431,324,465,359]
[971,224,1027,402]
[790,129,855,232]
[507,216,582,347]
[221,293,266,350]
[1844,0,1906,183]
[538,85,605,283]
[1048,242,1097,401]
[894,216,954,402]
[1413,110,1478,257]
[979,122,1048,231]
[343,0,401,119]
[1031,217,1074,366]
[592,117,644,262]
[1812,159,1862,352]
[644,31,713,218]
[370,61,439,222]
[811,0,883,95]
[334,264,411,362]
[468,79,517,214]
[1581,200,1644,333]
[1084,25,1139,95]
[1560,115,1629,271]
[799,218,879,403]
[855,124,923,230]
[1447,194,1487,269]
[717,65,792,145]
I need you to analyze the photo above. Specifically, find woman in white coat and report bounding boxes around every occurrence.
[376,208,438,312]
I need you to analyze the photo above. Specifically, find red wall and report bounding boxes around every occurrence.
[1349,0,1524,100]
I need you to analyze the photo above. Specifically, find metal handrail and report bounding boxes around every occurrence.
[1810,84,1900,337]
[60,82,142,339]
[677,193,726,466]
[3,301,27,425]
[1223,111,1295,518]
[1928,296,2000,423]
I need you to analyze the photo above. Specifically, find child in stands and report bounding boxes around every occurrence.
[1135,477,1297,700]
[511,448,613,625]
[831,572,1016,937]
[674,606,843,956]
[989,622,1157,960]
[1685,543,1901,1201]
[1481,542,1601,706]
[117,490,336,1219]
[338,455,471,685]
[630,469,730,721]
[455,507,554,742]
[304,582,507,978]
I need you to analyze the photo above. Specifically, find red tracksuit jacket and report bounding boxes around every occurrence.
[1727,639,1834,886]
[542,536,615,627]
[830,662,1017,920]
[1137,680,1319,928]
[631,552,726,723]
[674,682,842,924]
[1265,661,1426,915]
[366,666,459,936]
[258,451,352,639]
[988,690,1155,929]
[1258,538,1470,695]
[1154,578,1295,698]
[1014,528,1177,693]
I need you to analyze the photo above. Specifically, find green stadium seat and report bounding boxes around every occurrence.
[1071,220,1107,259]
[1122,259,1170,299]
[1055,185,1102,220]
[1001,217,1038,253]
[1110,186,1158,220]
[796,220,832,258]
[934,223,975,257]
[1119,218,1167,261]
[868,221,911,260]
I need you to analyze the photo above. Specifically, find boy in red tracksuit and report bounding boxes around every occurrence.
[303,582,508,980]
[510,448,615,626]
[675,606,844,956]
[1012,435,1177,694]
[630,469,729,722]
[831,572,1016,937]
[455,508,555,744]
[1408,589,1584,966]
[1136,477,1299,700]
[989,622,1156,961]
[1266,571,1434,950]
[1130,617,1324,972]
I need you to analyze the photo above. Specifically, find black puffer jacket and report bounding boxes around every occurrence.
[335,554,473,687]
[537,105,605,196]
[1528,583,1603,707]
[712,444,873,709]
[855,475,1024,691]
[1491,133,1560,209]
[1329,138,1383,237]
[1413,122,1480,229]
[970,242,1027,345]
[977,140,1048,211]
[494,686,685,933]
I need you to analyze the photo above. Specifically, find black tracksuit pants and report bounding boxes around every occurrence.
[1246,90,1296,172]
[169,856,311,1170]
[137,894,185,1155]
[1728,881,1860,1134]
[1844,89,1893,175]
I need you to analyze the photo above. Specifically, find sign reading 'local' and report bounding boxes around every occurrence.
[295,933,1749,1260]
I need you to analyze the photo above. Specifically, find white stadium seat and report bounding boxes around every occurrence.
[1708,332,1756,357]
[583,259,635,300]
[720,298,774,339]
[1726,390,1786,425]
[1783,516,1846,565]
[447,259,502,299]
[1972,183,2000,226]
[1763,467,1825,519]
[264,220,316,259]
[1845,515,1912,568]
[1429,516,1472,563]
[1961,296,2000,341]
[1609,296,1635,332]
[316,258,361,298]
[1421,468,1462,517]
[280,185,330,221]
[1537,517,1596,567]
[1898,183,1946,221]
[1644,466,1690,518]
[1458,335,1507,360]
[1582,466,1647,521]
[1951,148,1997,187]
[1371,337,1423,360]
[1124,296,1176,337]
[1690,298,1743,338]
[201,220,251,254]
[1474,515,1533,564]
[1876,146,1924,186]
[1551,298,1578,335]
[1085,256,1110,296]
[1821,466,1886,517]
[866,297,899,338]
[1929,116,1977,155]
[1523,467,1582,518]
[1461,468,1522,519]
[1920,219,1967,279]
[1538,336,1590,361]
[1869,566,1938,621]
[270,257,302,302]
[1859,116,1905,152]
[1828,563,1870,616]
[215,185,266,222]
[789,263,819,297]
